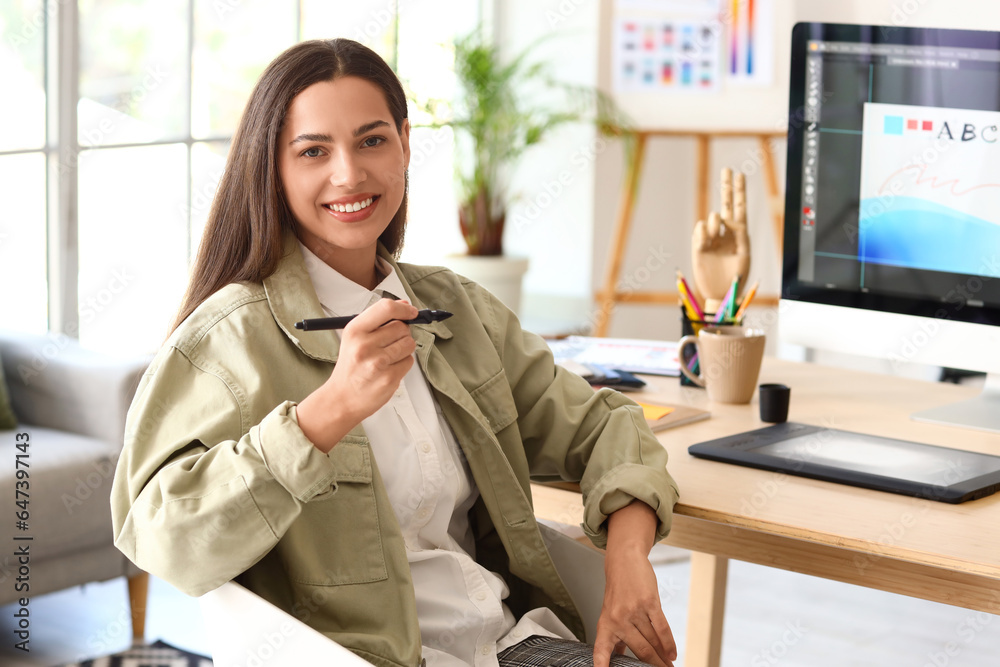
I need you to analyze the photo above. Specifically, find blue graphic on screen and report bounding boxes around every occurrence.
[883,116,904,135]
[858,196,1000,278]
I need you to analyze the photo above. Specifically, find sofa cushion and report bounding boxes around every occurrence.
[0,426,119,561]
[0,351,16,429]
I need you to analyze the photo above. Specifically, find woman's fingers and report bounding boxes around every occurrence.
[349,298,419,333]
[595,625,672,667]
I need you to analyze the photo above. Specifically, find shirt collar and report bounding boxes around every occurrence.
[262,229,452,364]
[298,241,407,317]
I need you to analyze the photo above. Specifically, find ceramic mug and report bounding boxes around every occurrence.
[678,326,766,404]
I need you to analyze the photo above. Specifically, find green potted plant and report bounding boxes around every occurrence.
[415,28,627,312]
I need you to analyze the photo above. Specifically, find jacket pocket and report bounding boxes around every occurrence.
[281,437,388,586]
[470,368,518,434]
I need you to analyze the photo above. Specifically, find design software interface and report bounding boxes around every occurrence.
[796,39,1000,310]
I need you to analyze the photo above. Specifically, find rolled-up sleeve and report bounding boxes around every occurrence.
[482,287,679,549]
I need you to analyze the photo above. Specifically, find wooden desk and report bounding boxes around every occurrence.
[532,358,1000,667]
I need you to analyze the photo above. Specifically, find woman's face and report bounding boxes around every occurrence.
[278,76,410,270]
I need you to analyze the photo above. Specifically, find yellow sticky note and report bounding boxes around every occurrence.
[638,402,674,421]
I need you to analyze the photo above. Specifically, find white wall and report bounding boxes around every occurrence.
[493,0,604,334]
[587,0,1000,379]
[482,0,1000,359]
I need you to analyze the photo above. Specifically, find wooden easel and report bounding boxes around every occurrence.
[593,129,787,337]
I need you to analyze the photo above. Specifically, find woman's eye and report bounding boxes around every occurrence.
[362,136,385,148]
[302,147,323,158]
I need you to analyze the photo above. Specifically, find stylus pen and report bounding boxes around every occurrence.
[294,309,453,331]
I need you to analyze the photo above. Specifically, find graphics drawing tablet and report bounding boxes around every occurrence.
[688,422,1000,503]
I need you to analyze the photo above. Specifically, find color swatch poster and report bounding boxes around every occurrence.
[725,0,774,86]
[613,17,722,93]
[858,102,1000,279]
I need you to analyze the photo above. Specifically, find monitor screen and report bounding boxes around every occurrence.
[780,23,1000,433]
[783,23,1000,330]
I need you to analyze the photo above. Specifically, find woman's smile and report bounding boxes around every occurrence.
[322,194,381,221]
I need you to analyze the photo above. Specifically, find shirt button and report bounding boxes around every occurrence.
[476,591,488,601]
[418,508,431,519]
[421,442,432,453]
[480,646,490,656]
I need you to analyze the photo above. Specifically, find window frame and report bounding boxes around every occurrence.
[4,0,486,342]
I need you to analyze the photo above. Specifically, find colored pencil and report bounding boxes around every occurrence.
[714,282,736,323]
[676,270,705,320]
[733,280,759,323]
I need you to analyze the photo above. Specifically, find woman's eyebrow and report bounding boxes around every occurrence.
[353,120,390,136]
[289,132,332,146]
[288,120,391,146]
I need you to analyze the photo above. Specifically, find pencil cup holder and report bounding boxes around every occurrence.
[680,306,715,387]
[677,326,766,404]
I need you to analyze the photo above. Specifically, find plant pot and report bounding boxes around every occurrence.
[444,254,530,316]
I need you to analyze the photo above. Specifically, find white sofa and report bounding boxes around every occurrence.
[0,330,151,638]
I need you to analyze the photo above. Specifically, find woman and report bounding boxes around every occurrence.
[111,38,679,667]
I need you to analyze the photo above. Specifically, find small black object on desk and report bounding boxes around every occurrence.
[759,383,791,423]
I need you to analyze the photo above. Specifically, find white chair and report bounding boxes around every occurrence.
[200,522,606,666]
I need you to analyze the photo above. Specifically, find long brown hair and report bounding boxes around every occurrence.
[172,39,409,332]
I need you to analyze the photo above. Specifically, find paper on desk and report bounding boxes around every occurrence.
[548,336,680,376]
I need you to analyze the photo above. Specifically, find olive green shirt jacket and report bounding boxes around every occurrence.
[111,233,679,667]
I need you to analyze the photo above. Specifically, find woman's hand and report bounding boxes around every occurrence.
[297,298,419,452]
[593,502,677,667]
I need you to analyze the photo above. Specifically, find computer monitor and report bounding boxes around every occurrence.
[780,22,1000,434]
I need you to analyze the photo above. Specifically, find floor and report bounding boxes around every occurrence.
[1,549,997,666]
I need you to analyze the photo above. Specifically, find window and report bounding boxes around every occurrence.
[0,0,477,355]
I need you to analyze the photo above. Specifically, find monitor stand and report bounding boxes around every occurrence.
[912,373,1000,434]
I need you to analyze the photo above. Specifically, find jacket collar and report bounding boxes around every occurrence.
[263,230,452,363]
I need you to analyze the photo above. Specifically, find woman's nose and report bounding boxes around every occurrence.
[329,150,366,188]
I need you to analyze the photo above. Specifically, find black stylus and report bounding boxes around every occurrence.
[294,309,453,331]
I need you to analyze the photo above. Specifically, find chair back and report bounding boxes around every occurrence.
[199,522,607,661]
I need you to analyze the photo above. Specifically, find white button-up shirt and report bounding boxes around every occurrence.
[299,244,574,667]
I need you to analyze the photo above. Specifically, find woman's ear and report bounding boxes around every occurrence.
[400,118,411,169]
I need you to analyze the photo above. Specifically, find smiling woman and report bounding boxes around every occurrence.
[170,40,412,329]
[111,38,679,667]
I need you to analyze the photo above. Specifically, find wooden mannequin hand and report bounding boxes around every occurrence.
[691,168,750,314]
